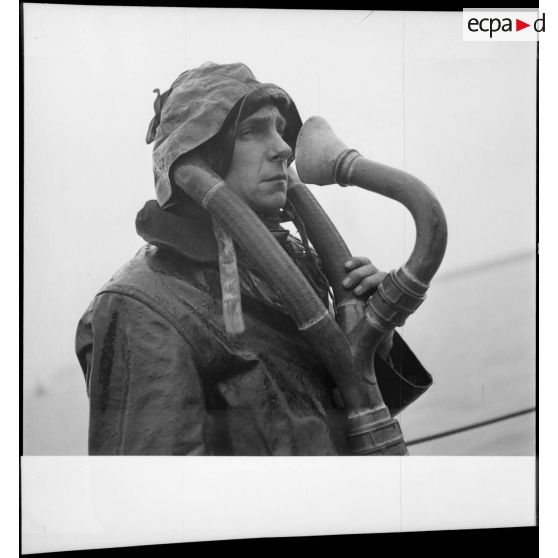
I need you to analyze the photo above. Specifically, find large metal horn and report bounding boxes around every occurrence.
[294,116,448,455]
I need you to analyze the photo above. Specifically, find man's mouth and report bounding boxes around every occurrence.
[262,174,287,182]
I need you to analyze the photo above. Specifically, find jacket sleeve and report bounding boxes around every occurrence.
[375,331,433,417]
[75,291,208,455]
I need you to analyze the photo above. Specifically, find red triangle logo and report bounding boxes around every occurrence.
[516,19,530,31]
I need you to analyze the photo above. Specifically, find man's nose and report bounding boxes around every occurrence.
[268,132,292,161]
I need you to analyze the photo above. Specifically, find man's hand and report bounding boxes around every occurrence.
[342,256,394,359]
[342,256,386,297]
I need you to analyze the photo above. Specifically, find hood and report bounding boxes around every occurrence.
[146,61,302,206]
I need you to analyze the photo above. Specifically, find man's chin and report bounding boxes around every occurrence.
[254,196,287,217]
[265,189,287,206]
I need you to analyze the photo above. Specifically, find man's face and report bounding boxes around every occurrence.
[224,104,292,215]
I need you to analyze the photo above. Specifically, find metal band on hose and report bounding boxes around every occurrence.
[366,269,427,330]
[334,149,361,187]
[347,407,408,455]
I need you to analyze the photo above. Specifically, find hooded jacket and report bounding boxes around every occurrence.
[75,62,433,455]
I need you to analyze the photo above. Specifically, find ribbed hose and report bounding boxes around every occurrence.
[287,177,365,334]
[208,188,327,325]
[173,159,375,412]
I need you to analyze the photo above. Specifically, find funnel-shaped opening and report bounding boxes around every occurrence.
[295,116,348,186]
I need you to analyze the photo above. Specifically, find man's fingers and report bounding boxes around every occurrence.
[352,272,387,295]
[342,262,379,288]
[344,256,371,270]
[342,257,388,297]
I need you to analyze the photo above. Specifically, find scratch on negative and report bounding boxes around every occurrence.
[358,11,373,25]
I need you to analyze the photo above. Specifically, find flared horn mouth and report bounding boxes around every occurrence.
[295,116,350,186]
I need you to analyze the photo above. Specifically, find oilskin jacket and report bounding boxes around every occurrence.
[75,200,433,455]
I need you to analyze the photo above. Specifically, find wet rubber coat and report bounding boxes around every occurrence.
[75,201,432,455]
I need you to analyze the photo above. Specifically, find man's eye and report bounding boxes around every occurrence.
[240,128,254,136]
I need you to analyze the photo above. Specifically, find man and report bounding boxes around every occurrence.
[75,62,432,455]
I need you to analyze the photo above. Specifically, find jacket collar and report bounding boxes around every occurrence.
[136,200,218,263]
[135,200,291,264]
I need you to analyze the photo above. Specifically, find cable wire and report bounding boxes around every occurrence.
[406,407,536,446]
